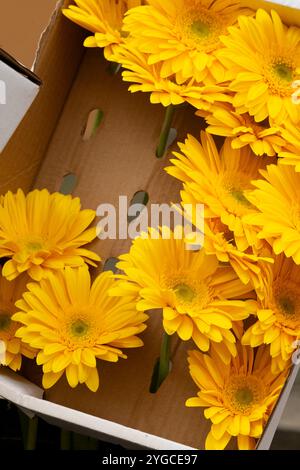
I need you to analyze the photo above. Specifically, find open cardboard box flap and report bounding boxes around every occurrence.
[0,0,300,450]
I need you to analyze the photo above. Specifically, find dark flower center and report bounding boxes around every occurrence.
[71,320,90,338]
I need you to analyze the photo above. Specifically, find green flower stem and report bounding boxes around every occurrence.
[158,332,172,386]
[156,104,176,158]
[107,61,121,75]
[150,332,172,393]
[25,416,38,450]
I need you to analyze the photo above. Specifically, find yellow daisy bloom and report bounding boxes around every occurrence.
[278,120,300,172]
[113,45,229,108]
[0,189,100,282]
[198,104,286,157]
[13,267,148,392]
[244,164,300,265]
[112,227,255,363]
[204,220,272,299]
[0,270,35,371]
[218,9,300,124]
[166,132,271,252]
[180,190,272,298]
[62,0,144,60]
[123,0,252,84]
[243,255,300,373]
[186,345,288,450]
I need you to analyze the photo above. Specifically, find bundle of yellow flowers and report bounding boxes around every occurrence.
[106,118,299,448]
[2,0,300,452]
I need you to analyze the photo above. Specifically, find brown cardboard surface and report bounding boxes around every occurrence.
[2,0,300,450]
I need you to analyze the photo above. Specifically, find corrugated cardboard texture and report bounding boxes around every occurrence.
[2,0,300,450]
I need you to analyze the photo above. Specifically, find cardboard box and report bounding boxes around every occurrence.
[0,49,40,152]
[0,0,300,450]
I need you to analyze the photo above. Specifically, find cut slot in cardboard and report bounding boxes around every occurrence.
[0,0,300,450]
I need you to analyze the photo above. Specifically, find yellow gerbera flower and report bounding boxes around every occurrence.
[278,120,300,172]
[244,164,300,265]
[198,104,286,157]
[62,0,144,60]
[243,255,300,373]
[186,345,288,450]
[113,45,229,108]
[111,227,255,363]
[204,220,272,300]
[179,190,272,298]
[123,0,251,84]
[0,270,35,371]
[13,267,148,392]
[218,9,300,124]
[0,189,100,282]
[166,132,272,252]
